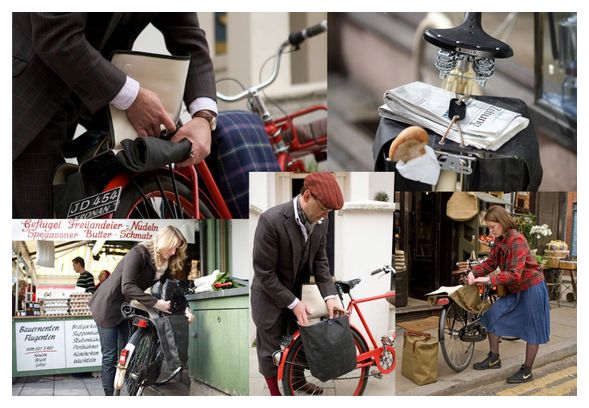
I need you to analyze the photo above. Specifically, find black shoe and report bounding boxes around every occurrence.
[473,352,501,370]
[506,364,534,383]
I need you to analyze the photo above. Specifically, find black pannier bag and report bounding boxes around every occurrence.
[298,315,357,382]
[152,279,189,370]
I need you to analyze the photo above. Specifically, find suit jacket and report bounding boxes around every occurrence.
[89,244,165,328]
[13,12,216,159]
[251,200,337,329]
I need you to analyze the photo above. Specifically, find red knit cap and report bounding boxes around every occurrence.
[304,172,344,210]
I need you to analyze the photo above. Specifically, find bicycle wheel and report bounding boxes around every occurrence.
[114,172,220,219]
[438,302,475,372]
[124,330,163,396]
[282,328,370,396]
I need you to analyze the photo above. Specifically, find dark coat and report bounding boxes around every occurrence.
[251,200,337,331]
[89,244,164,328]
[12,12,216,159]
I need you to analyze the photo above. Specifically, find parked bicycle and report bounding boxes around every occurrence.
[217,21,328,172]
[275,266,396,396]
[434,261,517,372]
[113,280,190,396]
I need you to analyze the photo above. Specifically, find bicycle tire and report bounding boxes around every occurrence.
[282,327,370,396]
[113,172,220,219]
[439,302,475,372]
[123,330,163,396]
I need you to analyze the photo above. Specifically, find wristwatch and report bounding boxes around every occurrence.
[192,110,217,131]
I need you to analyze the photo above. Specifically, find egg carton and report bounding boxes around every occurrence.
[69,310,92,316]
[69,300,91,306]
[42,303,70,308]
[42,309,70,316]
[70,293,93,299]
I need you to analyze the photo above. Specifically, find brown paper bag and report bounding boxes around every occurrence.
[401,330,438,385]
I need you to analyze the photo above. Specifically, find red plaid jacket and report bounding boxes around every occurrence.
[472,228,544,293]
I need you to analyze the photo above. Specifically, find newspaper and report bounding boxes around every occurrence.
[378,82,529,151]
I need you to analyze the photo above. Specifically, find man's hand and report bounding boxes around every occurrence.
[326,298,346,319]
[293,300,311,326]
[171,117,212,167]
[126,87,176,137]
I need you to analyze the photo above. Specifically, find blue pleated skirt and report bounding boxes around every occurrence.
[481,281,551,344]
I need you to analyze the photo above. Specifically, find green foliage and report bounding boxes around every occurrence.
[515,212,536,243]
[374,191,390,202]
[212,271,244,290]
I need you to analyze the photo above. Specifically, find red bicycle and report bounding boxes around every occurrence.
[275,266,397,396]
[216,22,328,172]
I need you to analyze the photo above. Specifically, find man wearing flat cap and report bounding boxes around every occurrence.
[251,172,346,396]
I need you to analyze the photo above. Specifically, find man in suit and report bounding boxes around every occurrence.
[13,13,218,218]
[251,172,346,396]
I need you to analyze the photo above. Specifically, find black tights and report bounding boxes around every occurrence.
[488,333,539,368]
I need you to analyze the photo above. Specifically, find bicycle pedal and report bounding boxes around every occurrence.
[370,370,383,379]
[381,334,396,346]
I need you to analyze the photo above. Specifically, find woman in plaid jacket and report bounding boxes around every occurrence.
[467,205,550,384]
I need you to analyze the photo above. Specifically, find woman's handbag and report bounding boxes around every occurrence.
[401,330,438,385]
[298,315,357,382]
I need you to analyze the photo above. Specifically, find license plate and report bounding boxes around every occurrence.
[67,187,122,219]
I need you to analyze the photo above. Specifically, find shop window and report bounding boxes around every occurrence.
[532,12,577,150]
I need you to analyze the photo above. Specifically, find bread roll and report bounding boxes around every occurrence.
[388,126,429,162]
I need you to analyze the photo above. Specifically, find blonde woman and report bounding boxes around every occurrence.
[89,226,194,395]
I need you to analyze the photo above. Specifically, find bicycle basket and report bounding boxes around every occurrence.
[298,315,356,382]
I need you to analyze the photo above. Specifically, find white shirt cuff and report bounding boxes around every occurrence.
[323,295,337,301]
[287,297,300,310]
[110,76,140,110]
[188,97,218,116]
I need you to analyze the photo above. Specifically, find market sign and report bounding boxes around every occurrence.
[14,319,102,372]
[12,219,197,243]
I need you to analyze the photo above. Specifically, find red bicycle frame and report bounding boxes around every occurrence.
[101,161,232,219]
[277,289,397,381]
[266,104,327,172]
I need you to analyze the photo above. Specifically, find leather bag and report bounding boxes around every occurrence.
[401,330,438,385]
[109,51,190,149]
[301,284,344,321]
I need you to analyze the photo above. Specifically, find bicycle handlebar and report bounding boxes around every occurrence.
[370,265,395,276]
[217,20,327,103]
[288,20,327,47]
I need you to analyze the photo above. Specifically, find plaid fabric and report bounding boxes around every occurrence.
[473,228,545,293]
[206,111,280,218]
